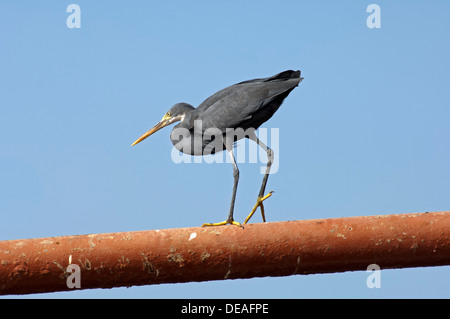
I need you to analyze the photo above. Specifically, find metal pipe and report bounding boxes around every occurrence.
[1,211,449,295]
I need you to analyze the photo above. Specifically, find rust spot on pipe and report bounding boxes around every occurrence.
[0,211,449,295]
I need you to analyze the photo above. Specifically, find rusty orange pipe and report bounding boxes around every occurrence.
[1,211,449,295]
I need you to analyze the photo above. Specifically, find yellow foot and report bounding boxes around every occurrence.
[243,191,274,224]
[201,219,243,227]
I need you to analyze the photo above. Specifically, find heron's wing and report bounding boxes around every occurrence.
[196,70,301,114]
[196,70,302,131]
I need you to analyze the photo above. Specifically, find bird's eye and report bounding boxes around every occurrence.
[166,112,171,117]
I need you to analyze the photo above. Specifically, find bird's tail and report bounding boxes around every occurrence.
[264,70,302,82]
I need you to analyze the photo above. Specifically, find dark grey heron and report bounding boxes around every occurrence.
[131,70,303,226]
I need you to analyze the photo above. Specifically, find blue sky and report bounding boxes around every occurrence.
[1,1,449,298]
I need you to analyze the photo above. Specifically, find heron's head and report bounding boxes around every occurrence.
[131,103,194,146]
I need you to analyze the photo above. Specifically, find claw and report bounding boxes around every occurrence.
[201,219,243,227]
[244,191,274,224]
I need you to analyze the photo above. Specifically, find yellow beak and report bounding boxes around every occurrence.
[131,114,172,146]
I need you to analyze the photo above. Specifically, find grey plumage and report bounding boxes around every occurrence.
[170,70,302,155]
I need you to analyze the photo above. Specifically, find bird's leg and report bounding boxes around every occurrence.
[202,149,242,227]
[244,134,274,224]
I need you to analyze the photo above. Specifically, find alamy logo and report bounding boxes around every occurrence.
[366,4,381,29]
[66,255,81,289]
[169,121,280,174]
[66,4,81,29]
[366,264,381,288]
